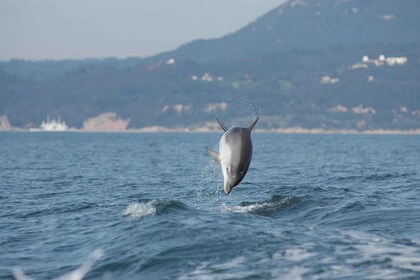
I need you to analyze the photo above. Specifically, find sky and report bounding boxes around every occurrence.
[0,0,285,61]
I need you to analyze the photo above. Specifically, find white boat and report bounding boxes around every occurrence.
[37,116,69,131]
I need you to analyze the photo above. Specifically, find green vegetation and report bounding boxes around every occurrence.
[0,0,419,130]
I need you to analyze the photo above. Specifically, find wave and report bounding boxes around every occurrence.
[123,199,188,219]
[14,202,97,219]
[222,195,302,216]
[123,201,156,219]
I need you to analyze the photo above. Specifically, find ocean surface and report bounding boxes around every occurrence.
[1,132,420,279]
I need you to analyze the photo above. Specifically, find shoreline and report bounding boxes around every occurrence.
[2,127,420,135]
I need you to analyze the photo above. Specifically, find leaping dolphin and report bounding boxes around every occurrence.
[206,117,259,194]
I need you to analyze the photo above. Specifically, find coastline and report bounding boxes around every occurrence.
[2,127,420,135]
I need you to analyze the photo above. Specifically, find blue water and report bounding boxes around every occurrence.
[1,132,420,279]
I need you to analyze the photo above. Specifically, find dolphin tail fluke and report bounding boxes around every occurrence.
[216,118,228,132]
[206,146,221,162]
[248,117,259,131]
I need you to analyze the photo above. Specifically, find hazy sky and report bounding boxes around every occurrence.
[0,0,285,61]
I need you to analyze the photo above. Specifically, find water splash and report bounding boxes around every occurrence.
[11,269,33,280]
[123,200,189,219]
[222,195,299,214]
[56,249,103,280]
[194,159,223,209]
[123,201,156,219]
[12,249,103,280]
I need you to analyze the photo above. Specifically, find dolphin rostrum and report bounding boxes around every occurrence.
[206,117,259,194]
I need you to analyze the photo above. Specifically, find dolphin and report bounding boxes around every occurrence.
[206,117,259,194]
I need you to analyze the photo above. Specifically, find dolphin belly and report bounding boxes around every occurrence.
[206,117,259,194]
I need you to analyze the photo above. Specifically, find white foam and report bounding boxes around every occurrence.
[221,202,269,213]
[274,245,316,262]
[221,196,296,214]
[319,231,420,279]
[211,256,246,270]
[281,266,310,280]
[354,239,420,273]
[123,201,156,219]
[177,258,258,280]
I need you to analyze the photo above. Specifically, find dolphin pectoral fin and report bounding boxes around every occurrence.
[216,118,228,132]
[206,146,221,162]
[248,117,259,131]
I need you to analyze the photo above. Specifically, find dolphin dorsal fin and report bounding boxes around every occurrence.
[206,146,221,162]
[216,118,228,132]
[248,117,259,131]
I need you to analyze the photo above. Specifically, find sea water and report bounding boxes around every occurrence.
[1,132,419,279]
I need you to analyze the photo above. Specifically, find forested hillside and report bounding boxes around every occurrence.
[0,0,419,130]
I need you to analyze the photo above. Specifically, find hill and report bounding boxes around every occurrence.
[154,0,420,62]
[0,0,419,131]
